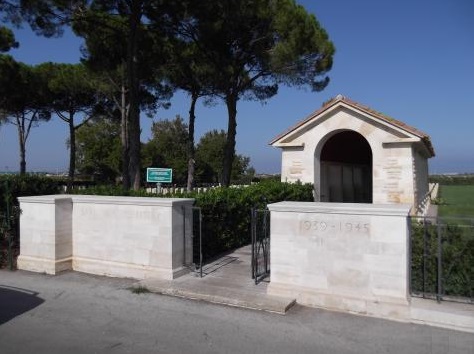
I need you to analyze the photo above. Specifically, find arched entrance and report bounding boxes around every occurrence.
[319,131,372,203]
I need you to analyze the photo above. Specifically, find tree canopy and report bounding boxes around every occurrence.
[164,0,334,186]
[0,0,333,184]
[142,117,253,186]
[142,115,188,185]
[38,62,100,189]
[72,0,173,190]
[0,57,51,174]
[75,117,121,183]
[195,129,252,184]
[0,25,18,51]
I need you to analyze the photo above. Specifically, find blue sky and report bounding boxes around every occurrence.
[0,0,473,174]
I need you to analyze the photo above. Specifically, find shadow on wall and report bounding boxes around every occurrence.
[0,285,44,325]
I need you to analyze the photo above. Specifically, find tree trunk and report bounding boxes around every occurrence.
[222,95,238,187]
[16,115,26,175]
[186,93,198,192]
[19,136,26,175]
[67,114,75,192]
[127,1,143,191]
[121,81,130,189]
[128,105,141,191]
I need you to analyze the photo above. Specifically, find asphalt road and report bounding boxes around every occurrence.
[0,270,473,354]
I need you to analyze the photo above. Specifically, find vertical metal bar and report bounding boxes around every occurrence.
[265,209,270,276]
[6,179,12,271]
[262,210,266,276]
[256,209,262,284]
[182,206,186,267]
[408,216,412,295]
[437,218,442,302]
[199,208,202,278]
[422,217,427,297]
[266,209,272,275]
[251,208,255,280]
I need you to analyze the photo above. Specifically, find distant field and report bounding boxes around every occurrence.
[438,185,474,217]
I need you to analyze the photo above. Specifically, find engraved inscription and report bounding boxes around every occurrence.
[301,220,370,234]
[382,157,404,202]
[78,205,160,221]
[299,218,371,250]
[289,160,303,178]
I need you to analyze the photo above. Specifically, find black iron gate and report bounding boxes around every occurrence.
[190,206,203,277]
[251,208,270,284]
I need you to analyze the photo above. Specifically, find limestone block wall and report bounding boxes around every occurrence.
[18,195,194,280]
[374,145,415,205]
[17,195,73,274]
[281,148,306,183]
[267,201,412,320]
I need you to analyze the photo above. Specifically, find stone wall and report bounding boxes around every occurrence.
[267,201,412,320]
[18,195,194,280]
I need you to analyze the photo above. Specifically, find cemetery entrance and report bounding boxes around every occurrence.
[189,206,270,284]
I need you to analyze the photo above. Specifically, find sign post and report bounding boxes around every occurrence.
[146,168,173,195]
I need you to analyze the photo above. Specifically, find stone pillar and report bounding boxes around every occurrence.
[17,196,73,274]
[267,201,411,320]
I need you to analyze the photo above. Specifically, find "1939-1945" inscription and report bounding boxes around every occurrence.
[301,220,370,234]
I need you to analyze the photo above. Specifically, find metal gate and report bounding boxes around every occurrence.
[191,206,203,277]
[251,208,270,284]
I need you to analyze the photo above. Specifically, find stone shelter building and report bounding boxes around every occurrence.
[270,95,435,212]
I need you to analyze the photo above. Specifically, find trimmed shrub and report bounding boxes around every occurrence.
[410,219,474,299]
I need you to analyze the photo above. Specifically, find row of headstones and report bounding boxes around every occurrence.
[59,184,250,195]
[146,184,250,195]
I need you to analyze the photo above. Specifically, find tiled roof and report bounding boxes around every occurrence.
[270,95,435,156]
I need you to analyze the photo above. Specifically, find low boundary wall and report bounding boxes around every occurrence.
[17,195,194,280]
[267,201,412,320]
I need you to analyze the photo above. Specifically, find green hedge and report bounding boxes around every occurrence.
[74,180,314,260]
[410,219,474,299]
[0,175,62,207]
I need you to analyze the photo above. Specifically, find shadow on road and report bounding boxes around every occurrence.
[0,285,44,325]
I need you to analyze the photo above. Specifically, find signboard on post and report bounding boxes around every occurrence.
[146,168,173,184]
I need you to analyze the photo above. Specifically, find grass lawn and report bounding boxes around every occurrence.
[438,185,474,217]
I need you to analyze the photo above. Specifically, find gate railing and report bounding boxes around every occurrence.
[251,208,270,284]
[191,206,203,278]
[409,216,474,304]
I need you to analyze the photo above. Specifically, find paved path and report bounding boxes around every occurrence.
[140,245,295,314]
[140,245,474,334]
[1,269,473,354]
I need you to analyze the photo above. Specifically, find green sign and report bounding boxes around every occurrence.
[146,168,172,183]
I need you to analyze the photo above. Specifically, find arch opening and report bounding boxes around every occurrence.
[319,131,372,203]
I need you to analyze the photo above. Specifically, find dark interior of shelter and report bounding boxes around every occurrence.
[320,131,372,203]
